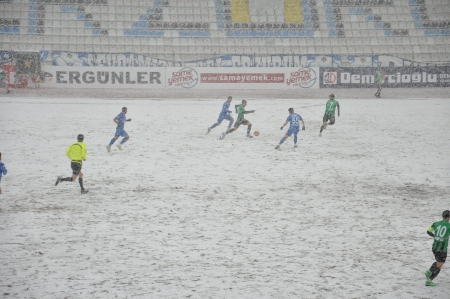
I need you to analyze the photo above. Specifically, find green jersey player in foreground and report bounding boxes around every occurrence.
[425,210,450,286]
[319,94,340,137]
[220,100,255,139]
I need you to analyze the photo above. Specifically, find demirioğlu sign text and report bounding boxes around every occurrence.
[320,66,450,88]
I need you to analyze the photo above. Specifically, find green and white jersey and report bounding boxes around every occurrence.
[376,71,384,84]
[325,99,339,116]
[430,220,450,252]
[236,104,246,122]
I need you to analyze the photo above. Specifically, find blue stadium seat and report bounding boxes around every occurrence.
[0,0,447,65]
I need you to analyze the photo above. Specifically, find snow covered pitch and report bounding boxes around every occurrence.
[0,97,449,298]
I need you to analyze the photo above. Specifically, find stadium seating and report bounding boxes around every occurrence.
[0,0,448,65]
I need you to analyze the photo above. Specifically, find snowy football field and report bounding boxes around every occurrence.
[0,97,449,298]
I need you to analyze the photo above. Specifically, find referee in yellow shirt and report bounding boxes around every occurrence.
[55,134,88,194]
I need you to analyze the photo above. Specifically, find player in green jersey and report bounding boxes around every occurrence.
[220,100,255,139]
[425,210,450,286]
[375,67,385,98]
[319,94,340,137]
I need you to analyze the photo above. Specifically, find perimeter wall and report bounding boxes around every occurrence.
[3,66,450,89]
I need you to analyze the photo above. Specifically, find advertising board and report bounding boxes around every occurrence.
[40,66,166,89]
[320,67,450,88]
[41,66,320,89]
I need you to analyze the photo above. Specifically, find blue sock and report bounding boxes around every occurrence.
[279,138,286,145]
[228,121,233,129]
[109,138,116,146]
[120,138,128,145]
[294,135,298,144]
[210,123,218,129]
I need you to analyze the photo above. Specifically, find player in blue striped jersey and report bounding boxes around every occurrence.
[0,152,7,195]
[206,96,234,134]
[106,107,132,152]
[275,108,305,149]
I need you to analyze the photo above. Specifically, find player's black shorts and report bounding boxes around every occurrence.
[234,119,249,128]
[433,248,447,263]
[323,114,335,124]
[71,161,82,175]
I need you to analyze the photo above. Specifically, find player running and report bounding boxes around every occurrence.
[106,107,131,152]
[206,96,234,135]
[424,210,450,286]
[0,152,8,195]
[319,94,340,137]
[55,134,88,194]
[375,67,385,98]
[275,108,305,149]
[220,100,255,139]
[0,64,10,94]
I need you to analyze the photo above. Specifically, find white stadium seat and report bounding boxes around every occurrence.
[0,0,447,65]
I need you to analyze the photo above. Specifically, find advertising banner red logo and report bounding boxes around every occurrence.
[286,68,317,88]
[323,72,337,84]
[168,68,199,88]
[201,73,284,84]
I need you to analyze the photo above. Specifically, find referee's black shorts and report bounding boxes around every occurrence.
[71,161,82,175]
[433,248,447,263]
